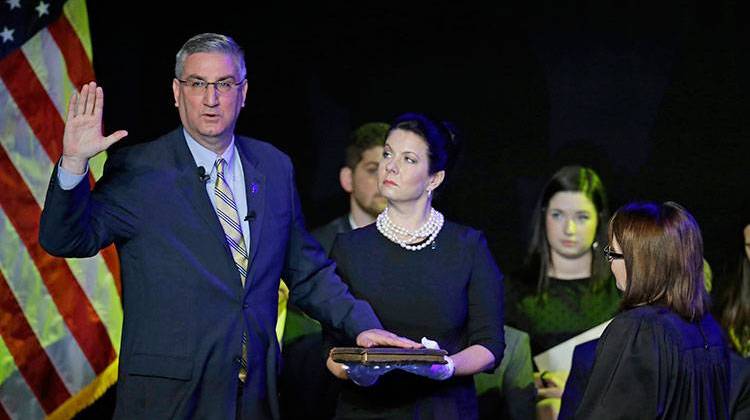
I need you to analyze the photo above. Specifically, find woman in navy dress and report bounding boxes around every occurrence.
[324,113,505,419]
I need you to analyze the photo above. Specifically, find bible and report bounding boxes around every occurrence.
[330,347,448,365]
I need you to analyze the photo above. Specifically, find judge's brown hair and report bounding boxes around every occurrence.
[609,201,709,320]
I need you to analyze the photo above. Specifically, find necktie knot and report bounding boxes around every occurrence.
[215,158,227,175]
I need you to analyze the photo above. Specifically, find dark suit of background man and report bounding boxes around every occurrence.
[38,33,416,420]
[280,122,388,419]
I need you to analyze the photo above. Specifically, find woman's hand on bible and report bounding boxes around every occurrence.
[396,337,455,381]
[356,329,421,348]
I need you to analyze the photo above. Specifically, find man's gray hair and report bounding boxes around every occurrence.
[175,33,246,80]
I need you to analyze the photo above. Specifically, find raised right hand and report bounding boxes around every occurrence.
[61,81,128,174]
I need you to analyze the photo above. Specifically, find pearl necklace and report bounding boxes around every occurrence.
[376,207,444,251]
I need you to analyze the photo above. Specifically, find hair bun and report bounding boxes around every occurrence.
[390,112,462,174]
[439,120,461,172]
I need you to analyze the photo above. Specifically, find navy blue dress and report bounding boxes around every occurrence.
[326,222,505,419]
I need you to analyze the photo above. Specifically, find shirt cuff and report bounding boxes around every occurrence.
[57,159,88,190]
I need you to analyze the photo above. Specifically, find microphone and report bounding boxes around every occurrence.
[197,166,210,183]
[244,211,256,222]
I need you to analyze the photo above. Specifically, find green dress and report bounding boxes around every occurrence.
[504,272,621,355]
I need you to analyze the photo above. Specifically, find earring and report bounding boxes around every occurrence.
[592,241,599,250]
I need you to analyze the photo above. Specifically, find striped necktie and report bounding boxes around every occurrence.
[214,158,249,383]
[214,158,248,285]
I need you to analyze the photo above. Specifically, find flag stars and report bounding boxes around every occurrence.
[0,27,13,43]
[6,0,21,10]
[35,1,49,17]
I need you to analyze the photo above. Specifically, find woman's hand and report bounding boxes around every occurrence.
[356,329,421,348]
[397,337,455,380]
[534,370,568,399]
[326,351,396,387]
[326,355,349,380]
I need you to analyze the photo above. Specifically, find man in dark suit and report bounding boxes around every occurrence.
[280,122,388,418]
[38,33,416,419]
[311,122,389,252]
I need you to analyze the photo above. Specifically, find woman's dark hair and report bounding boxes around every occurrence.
[610,201,710,321]
[720,224,750,356]
[388,112,460,175]
[525,166,610,295]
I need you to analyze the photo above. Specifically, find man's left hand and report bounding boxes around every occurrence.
[356,329,421,348]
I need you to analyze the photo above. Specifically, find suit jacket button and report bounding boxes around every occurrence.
[242,303,249,309]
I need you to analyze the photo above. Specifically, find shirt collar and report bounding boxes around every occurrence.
[347,213,359,230]
[183,128,236,177]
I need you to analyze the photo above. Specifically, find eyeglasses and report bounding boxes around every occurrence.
[176,78,245,95]
[603,245,624,262]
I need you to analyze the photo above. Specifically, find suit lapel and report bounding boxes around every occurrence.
[170,130,232,261]
[236,138,266,285]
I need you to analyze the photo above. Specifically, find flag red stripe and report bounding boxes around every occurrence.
[0,50,64,163]
[0,43,121,294]
[0,272,71,413]
[25,18,123,296]
[0,147,115,374]
[47,13,95,89]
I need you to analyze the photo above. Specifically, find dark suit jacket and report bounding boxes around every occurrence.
[39,128,381,419]
[278,215,352,419]
[312,215,352,255]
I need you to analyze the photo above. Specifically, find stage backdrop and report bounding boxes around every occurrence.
[1,1,749,418]
[84,1,749,276]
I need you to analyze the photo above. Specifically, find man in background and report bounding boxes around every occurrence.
[312,122,389,252]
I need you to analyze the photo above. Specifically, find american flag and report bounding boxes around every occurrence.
[0,0,121,418]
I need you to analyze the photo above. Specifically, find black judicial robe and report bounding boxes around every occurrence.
[575,305,730,419]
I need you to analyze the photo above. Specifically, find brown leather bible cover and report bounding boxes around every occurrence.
[330,347,447,365]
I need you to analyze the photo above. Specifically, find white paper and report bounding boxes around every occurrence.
[533,319,613,372]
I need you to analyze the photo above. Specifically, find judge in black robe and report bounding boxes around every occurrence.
[575,201,730,419]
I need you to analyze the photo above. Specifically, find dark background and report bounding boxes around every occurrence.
[87,0,749,275]
[78,0,749,417]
